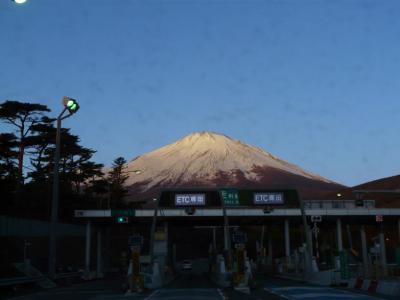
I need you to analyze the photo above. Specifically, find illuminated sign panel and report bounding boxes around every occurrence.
[253,192,284,205]
[175,194,206,206]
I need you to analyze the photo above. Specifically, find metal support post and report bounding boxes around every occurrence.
[379,224,388,277]
[398,219,400,243]
[164,221,168,258]
[97,228,102,278]
[299,194,313,277]
[222,199,231,270]
[284,219,291,259]
[150,198,160,265]
[212,227,217,252]
[268,230,273,263]
[48,113,63,278]
[360,226,369,277]
[336,218,343,251]
[48,105,76,278]
[85,221,92,278]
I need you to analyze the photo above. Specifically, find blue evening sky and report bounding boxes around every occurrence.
[1,0,399,186]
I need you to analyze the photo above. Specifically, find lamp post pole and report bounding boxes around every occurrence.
[48,97,79,278]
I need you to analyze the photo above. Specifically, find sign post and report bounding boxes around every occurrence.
[219,190,235,271]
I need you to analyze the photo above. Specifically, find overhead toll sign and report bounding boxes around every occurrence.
[253,192,284,205]
[158,188,299,208]
[221,189,239,206]
[175,194,206,206]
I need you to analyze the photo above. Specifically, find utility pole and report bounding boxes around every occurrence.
[48,97,80,278]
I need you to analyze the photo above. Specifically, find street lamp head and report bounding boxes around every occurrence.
[62,96,80,114]
[13,0,27,4]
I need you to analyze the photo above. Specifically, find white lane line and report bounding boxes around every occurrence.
[338,288,386,300]
[142,297,219,300]
[264,287,383,300]
[217,288,225,299]
[264,287,293,299]
[143,289,160,300]
[271,287,328,291]
[293,293,370,299]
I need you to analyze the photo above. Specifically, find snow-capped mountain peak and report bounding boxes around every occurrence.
[124,131,334,192]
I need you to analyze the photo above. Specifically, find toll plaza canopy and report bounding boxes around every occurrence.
[74,188,400,227]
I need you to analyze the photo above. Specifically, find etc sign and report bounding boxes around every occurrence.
[175,194,206,206]
[253,192,284,205]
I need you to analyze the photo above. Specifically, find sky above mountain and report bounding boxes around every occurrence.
[1,0,400,186]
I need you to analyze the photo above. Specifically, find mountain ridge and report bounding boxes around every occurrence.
[122,131,344,204]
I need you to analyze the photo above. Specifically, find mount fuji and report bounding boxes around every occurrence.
[123,131,344,205]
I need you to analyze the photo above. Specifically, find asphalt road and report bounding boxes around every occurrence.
[5,274,386,300]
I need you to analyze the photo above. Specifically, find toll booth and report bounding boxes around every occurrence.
[74,187,400,289]
[150,188,301,289]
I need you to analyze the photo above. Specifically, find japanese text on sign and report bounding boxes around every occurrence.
[253,192,284,205]
[175,194,206,206]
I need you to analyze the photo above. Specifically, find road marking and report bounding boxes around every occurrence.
[272,287,327,292]
[217,288,225,299]
[143,289,159,300]
[294,293,370,298]
[264,286,382,300]
[143,288,223,300]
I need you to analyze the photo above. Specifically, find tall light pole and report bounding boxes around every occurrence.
[48,97,80,278]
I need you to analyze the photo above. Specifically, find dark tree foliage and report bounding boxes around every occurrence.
[0,101,50,186]
[0,100,107,220]
[108,157,129,208]
[0,133,19,206]
[85,177,109,209]
[25,117,56,183]
[0,133,18,175]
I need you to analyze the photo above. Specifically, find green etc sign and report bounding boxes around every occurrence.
[220,189,240,206]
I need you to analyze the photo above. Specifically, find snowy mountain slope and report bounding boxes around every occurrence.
[122,132,343,202]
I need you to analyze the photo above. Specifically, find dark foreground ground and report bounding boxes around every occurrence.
[4,273,388,300]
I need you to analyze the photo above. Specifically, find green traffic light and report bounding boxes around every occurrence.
[66,100,75,108]
[70,103,77,110]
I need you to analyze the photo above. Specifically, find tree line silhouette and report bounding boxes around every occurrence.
[0,100,130,222]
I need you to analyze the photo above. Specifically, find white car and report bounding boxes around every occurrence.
[181,260,192,271]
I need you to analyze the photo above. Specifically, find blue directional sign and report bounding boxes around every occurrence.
[253,192,284,205]
[175,194,206,206]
